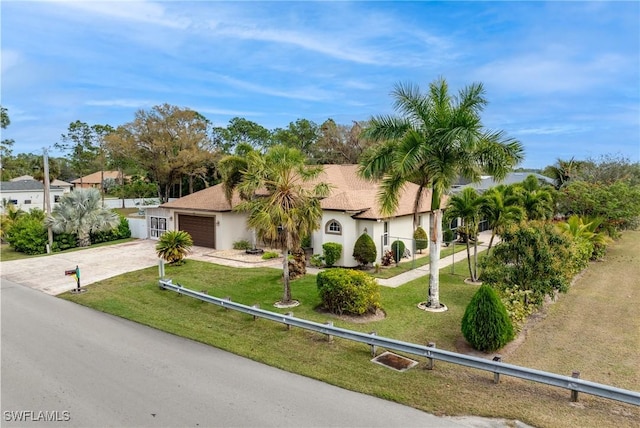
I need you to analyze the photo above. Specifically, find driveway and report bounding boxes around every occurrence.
[0,240,160,295]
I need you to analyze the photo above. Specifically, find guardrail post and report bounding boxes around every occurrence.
[325,322,333,342]
[492,355,502,383]
[426,342,436,370]
[369,332,377,357]
[223,296,231,310]
[571,371,581,402]
[285,312,293,330]
[252,304,260,321]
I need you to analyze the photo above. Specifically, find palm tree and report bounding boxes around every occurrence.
[514,175,555,221]
[45,188,119,247]
[156,230,193,265]
[236,145,330,306]
[545,157,581,190]
[446,188,483,282]
[359,78,523,309]
[481,184,524,253]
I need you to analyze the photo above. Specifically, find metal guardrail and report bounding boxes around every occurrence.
[158,279,640,406]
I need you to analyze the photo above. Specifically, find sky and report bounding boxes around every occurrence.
[1,0,639,169]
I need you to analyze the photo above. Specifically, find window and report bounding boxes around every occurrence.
[150,216,167,238]
[325,219,342,235]
[54,196,61,203]
[8,199,17,205]
[383,221,389,246]
[24,199,31,204]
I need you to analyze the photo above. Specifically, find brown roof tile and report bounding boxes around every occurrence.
[161,164,443,219]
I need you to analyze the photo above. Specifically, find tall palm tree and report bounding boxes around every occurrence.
[545,157,581,190]
[446,188,483,282]
[514,175,555,221]
[45,188,119,247]
[359,78,523,309]
[236,145,330,306]
[481,184,524,253]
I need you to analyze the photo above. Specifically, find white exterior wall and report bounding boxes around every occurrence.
[0,188,65,213]
[216,211,252,250]
[127,218,148,239]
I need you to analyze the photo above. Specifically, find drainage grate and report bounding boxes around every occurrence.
[371,351,418,372]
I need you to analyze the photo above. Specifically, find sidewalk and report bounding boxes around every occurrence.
[375,229,496,288]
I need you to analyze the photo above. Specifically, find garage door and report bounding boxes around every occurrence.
[178,215,215,248]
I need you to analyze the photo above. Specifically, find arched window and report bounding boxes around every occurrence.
[325,219,342,235]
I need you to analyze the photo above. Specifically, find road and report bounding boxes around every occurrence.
[1,279,464,427]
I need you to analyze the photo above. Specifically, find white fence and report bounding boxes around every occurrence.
[103,198,160,209]
[128,218,148,239]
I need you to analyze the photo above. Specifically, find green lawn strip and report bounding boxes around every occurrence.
[59,255,638,427]
[371,243,468,279]
[0,238,136,262]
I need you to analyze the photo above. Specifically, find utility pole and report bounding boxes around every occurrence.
[43,148,54,254]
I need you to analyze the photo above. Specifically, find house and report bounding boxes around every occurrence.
[451,172,554,194]
[145,164,445,267]
[9,175,73,194]
[0,179,66,213]
[71,170,127,190]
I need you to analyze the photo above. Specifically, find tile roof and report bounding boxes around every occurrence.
[161,164,441,219]
[1,180,45,191]
[71,171,125,184]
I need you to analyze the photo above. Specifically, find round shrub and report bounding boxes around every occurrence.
[461,285,515,352]
[317,268,380,316]
[413,226,428,253]
[390,240,405,264]
[5,216,47,255]
[352,232,376,266]
[322,242,342,267]
[155,230,193,265]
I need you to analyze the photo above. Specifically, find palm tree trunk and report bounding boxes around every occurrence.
[472,234,478,282]
[487,230,496,254]
[465,236,473,281]
[78,233,91,248]
[282,247,291,303]
[428,210,442,308]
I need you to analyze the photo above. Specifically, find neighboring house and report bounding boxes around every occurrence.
[0,179,66,213]
[10,175,73,193]
[451,172,554,194]
[71,170,127,190]
[146,164,445,267]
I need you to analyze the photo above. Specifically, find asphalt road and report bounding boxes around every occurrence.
[1,279,464,428]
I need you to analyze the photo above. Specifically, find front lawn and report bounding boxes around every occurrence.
[60,233,640,428]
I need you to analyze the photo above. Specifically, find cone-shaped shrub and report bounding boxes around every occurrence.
[390,240,405,264]
[353,232,377,266]
[413,226,428,253]
[461,285,515,352]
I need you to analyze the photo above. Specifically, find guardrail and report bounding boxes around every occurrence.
[158,278,640,406]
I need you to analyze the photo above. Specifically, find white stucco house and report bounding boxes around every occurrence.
[145,165,446,267]
[0,178,69,213]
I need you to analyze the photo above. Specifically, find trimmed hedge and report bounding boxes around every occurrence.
[352,232,376,266]
[461,285,515,352]
[322,242,342,267]
[390,240,405,264]
[413,226,428,253]
[317,268,381,316]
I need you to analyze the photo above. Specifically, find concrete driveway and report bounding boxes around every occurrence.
[0,240,161,295]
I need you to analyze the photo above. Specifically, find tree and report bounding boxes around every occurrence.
[105,104,213,202]
[314,120,372,164]
[236,145,330,306]
[0,106,14,163]
[156,230,193,265]
[55,121,108,184]
[481,184,524,253]
[272,119,319,159]
[543,157,582,190]
[446,188,483,282]
[359,78,523,309]
[211,117,272,153]
[413,226,428,253]
[513,175,555,221]
[45,188,119,247]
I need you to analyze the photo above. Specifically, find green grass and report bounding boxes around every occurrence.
[0,238,136,262]
[59,235,640,428]
[371,243,468,279]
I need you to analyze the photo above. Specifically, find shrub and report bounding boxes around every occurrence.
[443,226,455,244]
[91,215,131,244]
[413,226,428,253]
[317,268,381,315]
[322,242,342,267]
[496,285,535,333]
[310,253,324,267]
[381,250,394,266]
[5,216,47,255]
[390,240,405,264]
[53,232,78,252]
[233,239,251,250]
[261,251,279,260]
[156,230,193,265]
[461,285,515,352]
[352,232,376,266]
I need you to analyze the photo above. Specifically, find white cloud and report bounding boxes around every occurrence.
[85,99,155,109]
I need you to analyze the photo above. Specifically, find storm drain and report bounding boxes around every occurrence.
[371,351,418,372]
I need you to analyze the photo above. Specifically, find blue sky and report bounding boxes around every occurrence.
[2,0,639,169]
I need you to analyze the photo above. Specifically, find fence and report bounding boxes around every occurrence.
[158,278,639,406]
